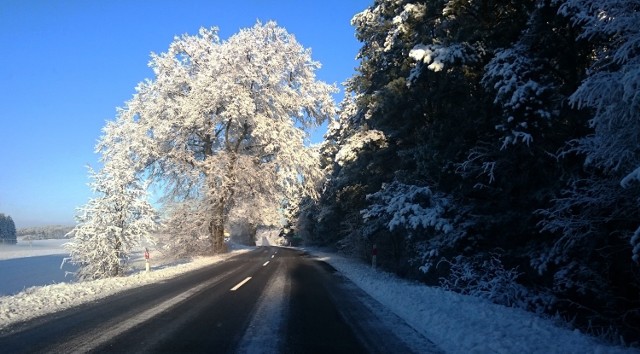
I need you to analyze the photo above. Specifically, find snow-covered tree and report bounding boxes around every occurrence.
[114,22,335,253]
[361,180,453,267]
[531,1,640,337]
[66,120,158,280]
[311,92,392,250]
[558,0,640,175]
[0,214,17,244]
[538,0,640,263]
[316,0,638,342]
[362,181,452,236]
[553,0,640,259]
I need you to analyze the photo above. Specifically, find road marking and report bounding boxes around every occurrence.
[230,276,252,291]
[263,261,270,267]
[271,255,275,259]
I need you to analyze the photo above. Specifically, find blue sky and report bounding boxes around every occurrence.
[0,0,371,227]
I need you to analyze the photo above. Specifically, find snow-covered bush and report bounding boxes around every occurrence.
[439,254,555,313]
[360,180,454,273]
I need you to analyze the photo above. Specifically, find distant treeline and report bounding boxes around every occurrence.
[17,225,74,240]
[0,213,17,244]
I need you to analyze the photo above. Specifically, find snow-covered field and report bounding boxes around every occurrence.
[0,238,69,260]
[0,238,75,296]
[0,239,636,353]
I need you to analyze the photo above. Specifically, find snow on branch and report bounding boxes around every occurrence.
[408,42,481,81]
[559,0,640,175]
[361,181,453,235]
[621,166,640,188]
[631,227,640,263]
[482,43,555,149]
[334,129,388,166]
[384,3,426,52]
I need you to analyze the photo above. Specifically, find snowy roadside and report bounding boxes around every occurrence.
[305,247,638,354]
[1,240,636,353]
[0,245,250,331]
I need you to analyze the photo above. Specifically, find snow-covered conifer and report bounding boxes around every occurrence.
[540,0,640,263]
[66,120,158,280]
[361,181,452,236]
[0,214,17,244]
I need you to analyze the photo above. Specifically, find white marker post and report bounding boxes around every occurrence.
[144,248,150,273]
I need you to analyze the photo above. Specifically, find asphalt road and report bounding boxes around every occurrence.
[0,247,441,353]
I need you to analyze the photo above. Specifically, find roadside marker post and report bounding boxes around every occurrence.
[372,244,377,270]
[144,248,150,273]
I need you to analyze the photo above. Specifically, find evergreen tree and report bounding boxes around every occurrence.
[0,214,17,244]
[66,119,158,280]
[316,0,638,342]
[536,0,640,337]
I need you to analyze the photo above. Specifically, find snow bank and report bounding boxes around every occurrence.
[307,248,636,354]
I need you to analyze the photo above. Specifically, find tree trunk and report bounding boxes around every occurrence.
[209,201,227,254]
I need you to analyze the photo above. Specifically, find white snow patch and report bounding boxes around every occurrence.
[236,259,289,353]
[306,248,636,354]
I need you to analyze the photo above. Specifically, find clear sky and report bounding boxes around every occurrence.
[0,0,371,227]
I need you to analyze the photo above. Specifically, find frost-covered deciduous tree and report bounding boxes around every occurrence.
[115,22,335,253]
[66,120,158,280]
[160,199,211,258]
